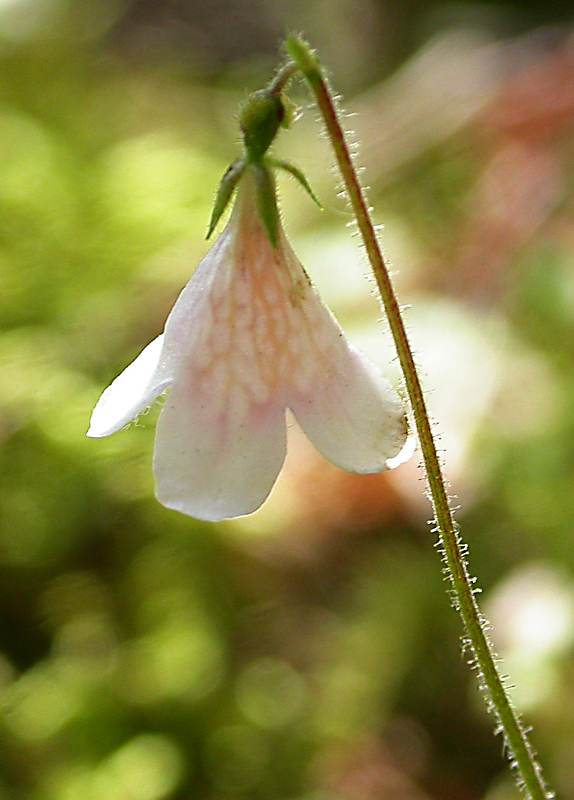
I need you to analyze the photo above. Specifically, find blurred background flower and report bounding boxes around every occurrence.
[1,1,574,798]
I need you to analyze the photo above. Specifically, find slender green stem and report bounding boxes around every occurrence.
[267,61,298,95]
[286,36,553,800]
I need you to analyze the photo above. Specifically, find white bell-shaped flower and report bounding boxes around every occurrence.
[88,177,409,520]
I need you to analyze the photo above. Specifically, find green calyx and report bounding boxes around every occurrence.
[206,158,321,248]
[206,63,321,248]
[205,160,280,247]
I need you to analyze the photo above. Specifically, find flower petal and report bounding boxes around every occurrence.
[153,373,287,521]
[87,226,235,441]
[87,335,171,438]
[289,300,408,473]
[160,227,233,365]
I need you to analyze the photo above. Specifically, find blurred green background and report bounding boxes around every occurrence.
[1,1,574,798]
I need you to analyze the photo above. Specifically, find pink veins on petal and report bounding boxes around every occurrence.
[88,180,410,521]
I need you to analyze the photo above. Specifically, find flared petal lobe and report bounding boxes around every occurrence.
[87,335,171,438]
[153,370,287,521]
[289,335,408,473]
[87,229,234,439]
[275,241,408,473]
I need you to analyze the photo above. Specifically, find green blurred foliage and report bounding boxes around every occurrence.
[1,2,574,799]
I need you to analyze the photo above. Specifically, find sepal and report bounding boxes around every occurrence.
[251,163,280,247]
[269,158,322,209]
[206,159,245,239]
[279,94,299,129]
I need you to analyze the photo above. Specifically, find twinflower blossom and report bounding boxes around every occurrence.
[87,176,409,520]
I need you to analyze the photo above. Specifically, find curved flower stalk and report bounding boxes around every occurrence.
[286,35,553,800]
[88,170,409,520]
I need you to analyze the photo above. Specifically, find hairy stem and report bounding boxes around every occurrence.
[267,61,298,95]
[286,35,552,800]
